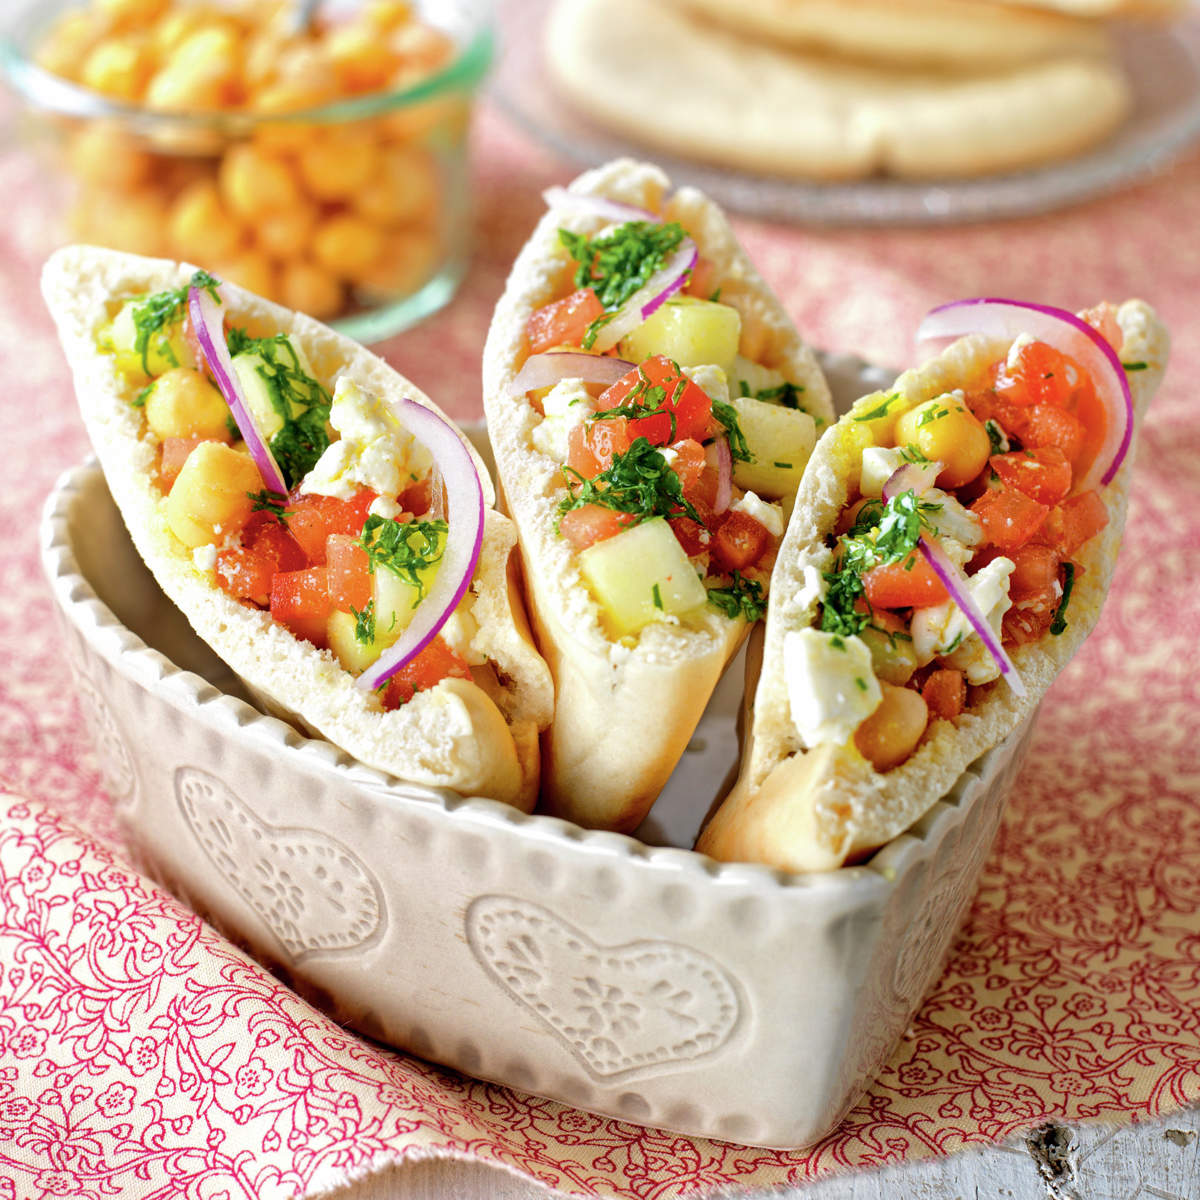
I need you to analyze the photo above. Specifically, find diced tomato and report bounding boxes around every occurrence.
[525,287,606,354]
[399,476,434,516]
[285,489,377,564]
[1002,543,1063,646]
[160,435,211,490]
[993,339,1094,411]
[683,255,718,299]
[711,510,772,573]
[565,422,603,480]
[990,447,1073,507]
[558,504,636,551]
[965,391,1029,443]
[922,669,966,721]
[583,415,634,471]
[270,566,331,623]
[669,497,717,557]
[863,552,950,610]
[1019,404,1086,465]
[381,636,473,710]
[326,533,373,613]
[667,438,709,500]
[214,513,306,607]
[971,484,1049,552]
[596,355,714,446]
[1066,383,1109,484]
[1035,490,1108,558]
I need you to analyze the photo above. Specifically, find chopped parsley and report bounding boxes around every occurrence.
[351,599,376,645]
[737,378,806,411]
[855,677,868,691]
[558,437,702,527]
[248,489,289,522]
[984,419,1009,455]
[917,404,950,427]
[359,515,447,605]
[590,363,683,441]
[559,221,687,348]
[132,384,153,409]
[898,443,929,464]
[711,398,752,463]
[707,570,765,623]
[129,269,220,374]
[853,394,901,424]
[820,490,932,638]
[225,329,331,488]
[1123,361,1148,372]
[773,461,792,470]
[651,582,663,610]
[1050,562,1075,635]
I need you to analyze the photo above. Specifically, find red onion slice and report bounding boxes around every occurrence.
[356,398,484,694]
[590,239,699,354]
[883,460,941,498]
[916,298,1133,493]
[188,284,288,496]
[542,186,659,225]
[882,472,1025,698]
[712,436,732,514]
[507,351,635,397]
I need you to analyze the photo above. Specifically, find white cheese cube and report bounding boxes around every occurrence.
[731,490,783,538]
[783,628,882,749]
[910,556,1015,681]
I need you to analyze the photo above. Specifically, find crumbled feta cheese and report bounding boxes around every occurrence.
[923,487,982,548]
[657,445,680,469]
[301,378,432,501]
[859,446,912,498]
[795,563,827,611]
[910,557,1015,682]
[731,490,783,538]
[1005,333,1035,371]
[368,495,401,519]
[192,544,218,573]
[440,605,486,666]
[783,628,882,749]
[530,378,594,462]
[683,363,729,407]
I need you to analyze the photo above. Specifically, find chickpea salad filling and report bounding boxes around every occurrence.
[788,302,1132,775]
[98,270,491,710]
[511,194,827,641]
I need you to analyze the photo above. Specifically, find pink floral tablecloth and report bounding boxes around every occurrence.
[2,94,1200,1199]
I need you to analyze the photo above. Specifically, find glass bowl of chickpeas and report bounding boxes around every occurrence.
[1,0,492,341]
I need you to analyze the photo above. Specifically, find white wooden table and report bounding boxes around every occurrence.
[319,1105,1200,1198]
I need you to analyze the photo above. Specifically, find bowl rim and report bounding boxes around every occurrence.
[0,0,493,133]
[40,453,1016,901]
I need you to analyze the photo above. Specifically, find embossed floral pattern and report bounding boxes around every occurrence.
[5,100,1200,1197]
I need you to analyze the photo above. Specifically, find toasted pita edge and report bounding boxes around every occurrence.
[43,244,554,810]
[697,299,1169,870]
[481,158,833,831]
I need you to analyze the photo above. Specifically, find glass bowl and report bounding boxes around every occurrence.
[0,0,493,342]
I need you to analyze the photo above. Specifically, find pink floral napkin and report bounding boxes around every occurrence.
[3,97,1200,1198]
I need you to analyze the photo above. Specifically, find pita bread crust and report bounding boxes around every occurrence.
[482,159,832,832]
[546,0,1131,181]
[660,0,1111,71]
[698,300,1169,871]
[43,245,553,810]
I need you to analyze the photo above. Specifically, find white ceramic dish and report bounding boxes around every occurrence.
[39,354,1036,1149]
[491,0,1200,225]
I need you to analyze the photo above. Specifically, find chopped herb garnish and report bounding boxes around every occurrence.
[984,419,1009,455]
[558,437,702,527]
[651,582,663,610]
[132,384,152,409]
[351,599,376,645]
[753,381,805,410]
[898,443,929,464]
[225,329,331,487]
[709,287,722,302]
[706,570,765,622]
[944,631,965,654]
[772,460,792,470]
[559,220,687,328]
[1050,562,1076,635]
[1123,361,1148,372]
[360,515,447,605]
[590,363,680,440]
[917,405,950,427]
[129,269,220,374]
[712,398,752,463]
[854,394,900,423]
[855,677,868,691]
[248,489,289,522]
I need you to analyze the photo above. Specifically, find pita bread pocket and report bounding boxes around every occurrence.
[698,297,1168,871]
[483,158,833,832]
[43,245,553,811]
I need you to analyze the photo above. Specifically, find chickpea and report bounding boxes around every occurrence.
[854,682,929,772]
[102,298,195,379]
[353,145,438,226]
[66,121,153,189]
[75,184,170,256]
[250,84,327,152]
[168,179,245,263]
[219,143,301,220]
[313,213,385,280]
[365,1,414,31]
[33,11,104,81]
[144,367,232,442]
[327,23,397,93]
[255,198,319,260]
[860,615,919,687]
[381,92,465,144]
[297,130,378,202]
[850,391,906,446]
[278,260,344,321]
[354,227,438,299]
[166,441,263,548]
[893,395,991,489]
[96,0,169,28]
[81,35,153,101]
[151,11,209,57]
[145,27,241,111]
[211,250,277,300]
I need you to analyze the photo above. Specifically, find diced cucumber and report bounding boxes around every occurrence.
[730,397,817,500]
[367,521,446,636]
[577,517,708,638]
[231,353,285,440]
[327,609,392,675]
[730,354,787,398]
[99,299,194,379]
[618,296,741,375]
